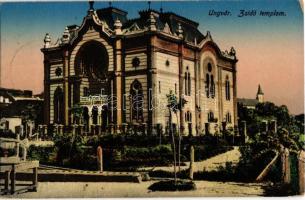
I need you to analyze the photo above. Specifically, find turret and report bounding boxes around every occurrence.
[43,33,51,48]
[177,23,183,38]
[147,12,156,31]
[114,18,122,35]
[61,27,70,44]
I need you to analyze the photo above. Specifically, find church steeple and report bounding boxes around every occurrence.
[256,84,264,103]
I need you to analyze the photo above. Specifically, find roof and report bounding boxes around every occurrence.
[44,6,236,61]
[0,87,43,102]
[0,87,32,97]
[96,7,128,30]
[121,9,204,43]
[237,98,259,107]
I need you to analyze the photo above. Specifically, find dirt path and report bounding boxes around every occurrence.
[140,146,241,172]
[4,180,266,198]
[194,146,241,172]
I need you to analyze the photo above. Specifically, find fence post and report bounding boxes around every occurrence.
[43,125,48,139]
[16,134,20,158]
[298,150,305,195]
[281,148,291,184]
[189,145,194,180]
[97,146,103,172]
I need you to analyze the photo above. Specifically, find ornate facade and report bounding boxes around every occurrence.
[41,3,238,135]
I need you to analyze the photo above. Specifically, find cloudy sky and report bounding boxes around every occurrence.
[0,0,303,114]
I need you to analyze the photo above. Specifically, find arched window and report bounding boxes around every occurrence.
[83,87,89,96]
[130,80,144,122]
[210,75,215,98]
[185,111,192,123]
[54,87,64,124]
[184,72,188,95]
[226,112,232,123]
[185,67,191,96]
[188,72,191,96]
[206,73,210,97]
[205,63,215,98]
[208,111,214,122]
[225,76,230,100]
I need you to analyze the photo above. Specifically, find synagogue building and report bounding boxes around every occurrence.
[41,2,238,135]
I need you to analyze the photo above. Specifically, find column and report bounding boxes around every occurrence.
[97,108,102,135]
[88,110,92,134]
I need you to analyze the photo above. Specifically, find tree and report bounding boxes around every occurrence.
[70,104,84,124]
[166,91,187,183]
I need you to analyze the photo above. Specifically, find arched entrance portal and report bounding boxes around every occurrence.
[74,41,112,133]
[75,41,110,96]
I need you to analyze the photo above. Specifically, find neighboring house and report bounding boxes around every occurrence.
[237,84,264,109]
[0,87,44,133]
[0,117,22,133]
[41,3,238,135]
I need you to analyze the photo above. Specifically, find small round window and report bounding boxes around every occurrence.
[207,63,212,72]
[55,67,62,76]
[132,57,140,68]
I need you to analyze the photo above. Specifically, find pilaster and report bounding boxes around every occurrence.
[194,51,200,135]
[147,35,157,131]
[218,65,223,125]
[233,63,238,126]
[178,41,185,133]
[63,50,69,126]
[43,59,50,124]
[114,38,123,129]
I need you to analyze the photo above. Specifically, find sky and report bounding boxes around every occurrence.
[0,0,304,114]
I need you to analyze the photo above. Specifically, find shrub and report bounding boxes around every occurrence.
[27,145,57,164]
[263,183,298,196]
[148,180,196,191]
